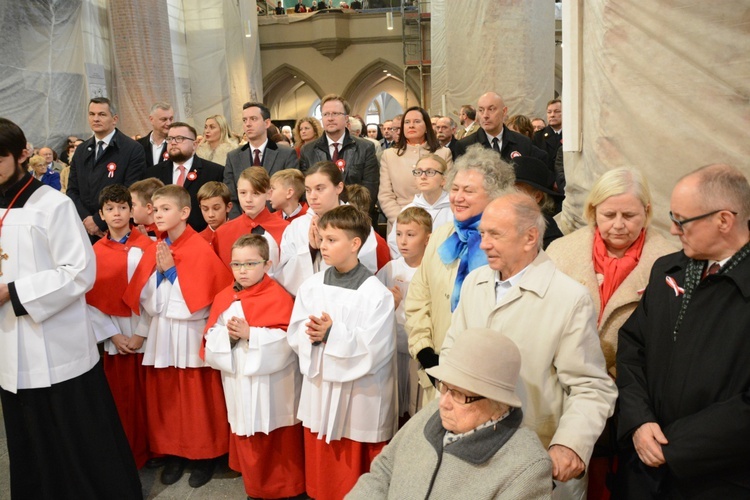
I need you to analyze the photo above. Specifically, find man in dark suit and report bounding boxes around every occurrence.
[454,91,548,166]
[298,94,379,216]
[136,102,174,166]
[68,97,146,239]
[533,99,562,173]
[435,116,460,160]
[224,101,297,218]
[146,122,224,232]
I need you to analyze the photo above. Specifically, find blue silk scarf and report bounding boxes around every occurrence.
[437,213,487,311]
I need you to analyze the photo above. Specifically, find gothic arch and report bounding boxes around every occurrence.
[263,64,325,118]
[341,58,421,118]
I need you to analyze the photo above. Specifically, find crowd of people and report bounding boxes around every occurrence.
[1,87,748,500]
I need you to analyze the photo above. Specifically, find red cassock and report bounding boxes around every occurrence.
[86,230,153,468]
[212,207,289,267]
[123,226,234,459]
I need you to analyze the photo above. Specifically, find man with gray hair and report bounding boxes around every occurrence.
[442,191,617,499]
[435,115,460,160]
[137,101,174,166]
[405,145,515,405]
[616,164,750,498]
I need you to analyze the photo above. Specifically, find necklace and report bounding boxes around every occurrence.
[0,175,34,276]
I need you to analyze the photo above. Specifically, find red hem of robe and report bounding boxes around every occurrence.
[144,366,229,459]
[303,427,387,500]
[229,424,306,498]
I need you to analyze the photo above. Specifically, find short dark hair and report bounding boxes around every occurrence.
[169,121,197,139]
[0,117,27,163]
[318,205,370,251]
[99,184,132,209]
[232,234,270,261]
[242,102,271,121]
[395,106,441,155]
[461,105,476,120]
[305,161,348,203]
[89,97,117,116]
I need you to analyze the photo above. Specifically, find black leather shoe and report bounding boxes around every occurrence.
[145,457,166,469]
[188,458,216,488]
[161,456,187,485]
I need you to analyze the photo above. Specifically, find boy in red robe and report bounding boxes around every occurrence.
[123,185,233,488]
[129,177,164,239]
[213,167,289,276]
[204,234,305,499]
[86,184,154,469]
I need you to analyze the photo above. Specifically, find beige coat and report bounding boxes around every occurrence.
[442,252,618,466]
[404,222,457,399]
[546,227,678,376]
[378,144,452,224]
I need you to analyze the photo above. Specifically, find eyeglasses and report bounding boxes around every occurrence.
[229,260,267,270]
[412,168,444,178]
[436,380,486,405]
[165,136,195,144]
[322,112,346,119]
[388,127,401,132]
[669,209,737,233]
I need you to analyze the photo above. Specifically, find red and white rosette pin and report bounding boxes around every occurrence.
[665,276,684,297]
[187,171,197,181]
[106,162,117,178]
[510,151,521,159]
[335,158,346,172]
[163,151,170,161]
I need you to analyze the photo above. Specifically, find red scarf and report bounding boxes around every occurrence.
[123,225,233,314]
[86,230,154,316]
[212,207,290,267]
[200,275,294,359]
[592,229,646,324]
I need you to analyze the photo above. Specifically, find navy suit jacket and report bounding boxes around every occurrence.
[454,126,548,166]
[146,155,225,232]
[224,139,298,218]
[68,129,146,231]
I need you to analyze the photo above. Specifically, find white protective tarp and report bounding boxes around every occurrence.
[559,0,750,234]
[431,0,555,128]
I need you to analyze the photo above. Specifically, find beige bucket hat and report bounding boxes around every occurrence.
[427,328,523,408]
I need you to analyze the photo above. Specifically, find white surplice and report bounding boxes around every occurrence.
[386,191,452,258]
[275,207,380,296]
[205,301,301,436]
[0,187,99,393]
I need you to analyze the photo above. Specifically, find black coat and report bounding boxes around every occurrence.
[137,132,169,167]
[533,126,561,173]
[616,250,750,498]
[146,155,225,232]
[68,129,146,231]
[454,126,548,166]
[299,131,379,214]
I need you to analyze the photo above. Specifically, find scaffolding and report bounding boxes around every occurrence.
[401,0,430,109]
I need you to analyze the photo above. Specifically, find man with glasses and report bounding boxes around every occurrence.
[442,192,617,499]
[146,122,224,231]
[616,164,750,498]
[299,93,379,218]
[68,97,146,240]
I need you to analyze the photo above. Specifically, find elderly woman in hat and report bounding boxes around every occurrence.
[347,328,552,499]
[512,156,563,249]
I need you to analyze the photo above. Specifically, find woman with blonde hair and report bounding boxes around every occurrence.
[196,114,238,166]
[293,117,322,158]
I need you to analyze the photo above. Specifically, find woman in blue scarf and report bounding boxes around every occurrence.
[404,145,515,406]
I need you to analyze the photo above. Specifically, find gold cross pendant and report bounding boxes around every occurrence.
[0,247,7,277]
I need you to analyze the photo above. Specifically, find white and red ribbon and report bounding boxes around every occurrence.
[107,162,117,178]
[665,276,684,297]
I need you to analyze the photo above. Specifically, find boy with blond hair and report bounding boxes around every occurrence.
[376,206,432,417]
[204,234,305,499]
[213,167,289,275]
[269,168,308,222]
[123,185,233,488]
[129,177,165,238]
[288,205,397,500]
[197,181,232,243]
[86,184,154,468]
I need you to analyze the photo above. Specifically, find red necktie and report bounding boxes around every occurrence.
[253,149,261,166]
[332,142,340,162]
[703,262,720,279]
[176,165,186,186]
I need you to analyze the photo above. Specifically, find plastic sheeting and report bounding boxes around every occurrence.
[0,0,88,153]
[431,0,555,127]
[559,0,750,234]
